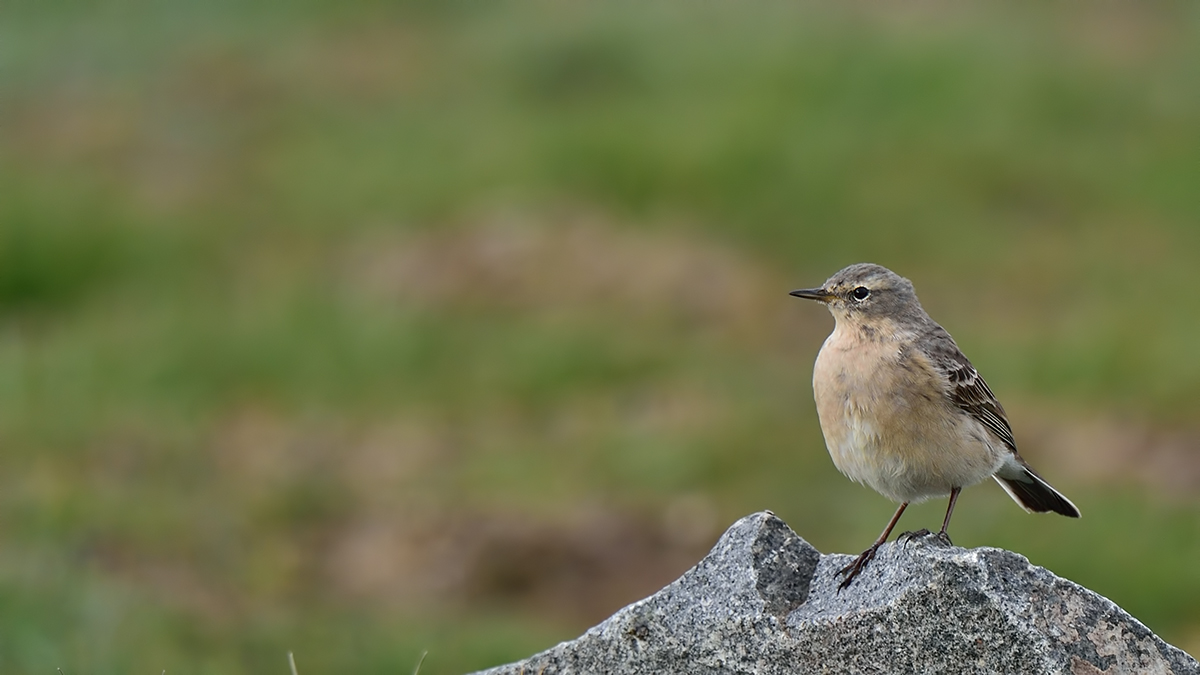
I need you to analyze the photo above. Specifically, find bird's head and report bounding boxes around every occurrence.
[790,263,922,326]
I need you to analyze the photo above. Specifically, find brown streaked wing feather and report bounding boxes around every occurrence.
[924,328,1018,452]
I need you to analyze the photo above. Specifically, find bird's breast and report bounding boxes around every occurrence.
[812,326,911,472]
[810,322,988,502]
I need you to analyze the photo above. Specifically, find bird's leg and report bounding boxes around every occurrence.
[837,502,908,591]
[936,487,961,544]
[898,487,961,546]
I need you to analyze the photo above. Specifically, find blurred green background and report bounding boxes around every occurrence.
[3,1,1200,672]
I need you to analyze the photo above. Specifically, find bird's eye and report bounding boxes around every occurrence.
[852,286,870,301]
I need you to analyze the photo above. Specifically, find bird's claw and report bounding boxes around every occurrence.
[897,529,932,547]
[898,529,952,547]
[836,544,881,591]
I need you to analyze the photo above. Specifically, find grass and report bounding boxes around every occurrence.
[2,0,1200,671]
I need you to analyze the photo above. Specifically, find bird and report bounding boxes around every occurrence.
[790,263,1079,590]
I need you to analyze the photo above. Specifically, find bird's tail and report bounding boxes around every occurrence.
[993,458,1080,518]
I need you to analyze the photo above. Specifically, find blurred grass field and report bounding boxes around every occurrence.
[3,1,1200,672]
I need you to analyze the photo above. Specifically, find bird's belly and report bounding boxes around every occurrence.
[824,406,1001,503]
[813,340,1004,503]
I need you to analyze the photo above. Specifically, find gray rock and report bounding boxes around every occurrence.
[469,511,1198,675]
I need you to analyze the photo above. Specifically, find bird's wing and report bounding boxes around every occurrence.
[924,328,1018,452]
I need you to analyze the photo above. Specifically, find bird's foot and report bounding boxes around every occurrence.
[898,529,952,547]
[836,543,883,591]
[897,529,932,546]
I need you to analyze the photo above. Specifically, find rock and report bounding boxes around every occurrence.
[468,511,1198,675]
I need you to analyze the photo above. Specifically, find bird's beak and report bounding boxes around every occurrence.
[789,287,835,303]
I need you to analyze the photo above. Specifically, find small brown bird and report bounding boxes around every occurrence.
[791,263,1079,589]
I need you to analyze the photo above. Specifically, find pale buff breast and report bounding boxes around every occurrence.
[812,322,1006,503]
